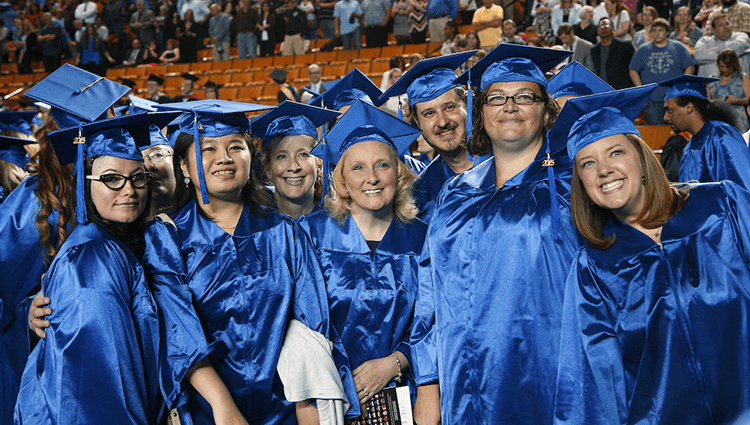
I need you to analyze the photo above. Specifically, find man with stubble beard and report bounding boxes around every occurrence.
[704,0,750,36]
[379,51,483,222]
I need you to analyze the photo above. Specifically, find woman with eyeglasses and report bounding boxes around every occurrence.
[410,45,581,424]
[15,118,166,424]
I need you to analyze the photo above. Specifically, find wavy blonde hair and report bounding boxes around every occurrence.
[324,145,418,225]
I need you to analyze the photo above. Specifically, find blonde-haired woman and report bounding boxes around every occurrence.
[300,101,426,417]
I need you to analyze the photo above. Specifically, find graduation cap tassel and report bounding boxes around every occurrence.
[320,132,330,207]
[397,97,403,121]
[74,123,87,223]
[193,116,211,205]
[542,134,562,242]
[466,68,473,148]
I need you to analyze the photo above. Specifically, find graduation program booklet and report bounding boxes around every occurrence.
[347,386,413,425]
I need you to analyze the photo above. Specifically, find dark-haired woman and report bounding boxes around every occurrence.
[554,86,750,425]
[177,9,202,63]
[707,48,750,132]
[77,24,115,76]
[167,103,333,424]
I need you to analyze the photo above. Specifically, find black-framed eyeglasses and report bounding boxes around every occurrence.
[484,92,544,106]
[86,172,152,190]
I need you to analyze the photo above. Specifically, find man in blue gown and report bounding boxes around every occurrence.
[409,45,583,425]
[380,51,486,223]
[661,74,750,189]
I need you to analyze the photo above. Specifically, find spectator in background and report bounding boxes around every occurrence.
[409,0,428,43]
[298,0,318,42]
[74,0,98,25]
[427,0,457,43]
[632,5,657,49]
[380,67,405,116]
[380,54,405,91]
[362,0,391,47]
[304,63,325,93]
[694,0,717,29]
[704,0,750,37]
[591,17,635,89]
[558,22,594,70]
[606,0,632,41]
[280,0,306,55]
[131,0,156,45]
[154,4,168,49]
[235,0,258,59]
[141,40,160,63]
[501,19,526,44]
[95,16,109,42]
[635,0,672,20]
[172,72,200,102]
[180,0,210,23]
[694,14,750,76]
[146,74,172,103]
[458,0,477,25]
[441,20,460,53]
[203,81,221,99]
[671,6,703,47]
[209,3,230,61]
[629,17,695,124]
[531,0,555,44]
[319,0,338,39]
[77,23,115,75]
[472,0,502,50]
[551,0,582,35]
[334,0,363,50]
[38,12,63,72]
[707,48,750,131]
[392,0,411,45]
[270,67,298,103]
[15,19,38,74]
[177,8,202,63]
[258,1,276,57]
[466,29,480,48]
[574,5,598,44]
[159,38,180,63]
[73,19,84,43]
[123,37,143,66]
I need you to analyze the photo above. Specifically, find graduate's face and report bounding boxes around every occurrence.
[414,89,468,157]
[663,97,691,133]
[142,144,175,213]
[90,156,149,224]
[180,133,252,203]
[266,135,319,207]
[575,134,645,223]
[341,141,398,219]
[482,81,548,154]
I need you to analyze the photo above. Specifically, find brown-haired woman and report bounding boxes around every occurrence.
[707,48,750,131]
[554,86,750,425]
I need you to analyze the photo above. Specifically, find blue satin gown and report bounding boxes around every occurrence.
[298,212,428,399]
[14,222,162,425]
[554,182,750,425]
[410,146,581,425]
[679,119,750,190]
[171,201,332,425]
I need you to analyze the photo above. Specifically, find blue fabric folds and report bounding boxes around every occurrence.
[172,201,332,425]
[410,141,581,424]
[555,182,750,425]
[14,222,162,425]
[679,120,750,190]
[0,176,60,425]
[298,212,428,403]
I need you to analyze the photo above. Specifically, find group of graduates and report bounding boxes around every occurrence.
[0,41,749,425]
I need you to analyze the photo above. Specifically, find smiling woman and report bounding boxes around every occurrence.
[298,101,425,418]
[553,85,750,425]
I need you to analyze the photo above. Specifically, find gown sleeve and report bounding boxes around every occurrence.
[141,218,210,409]
[21,240,161,425]
[290,221,331,336]
[410,240,439,386]
[704,125,750,191]
[722,181,750,265]
[554,250,627,425]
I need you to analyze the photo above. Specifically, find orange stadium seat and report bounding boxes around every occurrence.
[166,63,190,74]
[380,45,404,58]
[252,56,274,69]
[237,85,264,101]
[190,61,212,73]
[314,51,336,64]
[232,58,253,70]
[357,47,381,59]
[336,50,358,62]
[273,56,295,67]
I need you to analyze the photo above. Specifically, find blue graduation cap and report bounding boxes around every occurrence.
[311,100,421,167]
[48,111,180,223]
[24,64,131,128]
[142,124,171,151]
[129,95,160,113]
[155,99,272,204]
[299,87,322,106]
[547,61,614,99]
[0,111,38,136]
[379,51,477,107]
[454,44,572,91]
[545,84,657,161]
[658,75,718,101]
[321,69,384,111]
[250,101,340,146]
[114,105,130,117]
[0,134,35,169]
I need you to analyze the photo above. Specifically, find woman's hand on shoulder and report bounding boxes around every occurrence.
[29,289,52,339]
[154,212,176,229]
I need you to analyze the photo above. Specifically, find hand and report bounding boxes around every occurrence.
[413,384,441,425]
[353,357,396,406]
[29,290,52,339]
[335,28,341,37]
[155,213,176,229]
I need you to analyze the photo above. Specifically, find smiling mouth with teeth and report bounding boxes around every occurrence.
[363,189,383,194]
[284,177,304,184]
[213,170,234,175]
[601,179,624,193]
